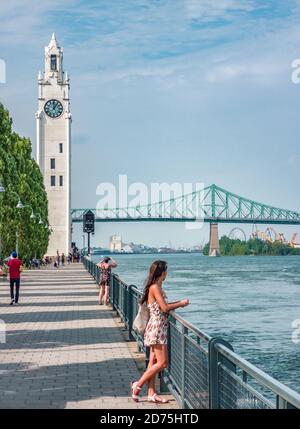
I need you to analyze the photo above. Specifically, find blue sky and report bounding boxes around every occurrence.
[1,0,300,248]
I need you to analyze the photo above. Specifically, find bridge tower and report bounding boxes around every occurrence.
[36,33,71,256]
[209,223,220,256]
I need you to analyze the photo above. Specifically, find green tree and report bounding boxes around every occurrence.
[0,103,49,262]
[202,234,300,256]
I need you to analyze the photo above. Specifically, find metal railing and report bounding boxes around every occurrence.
[83,257,300,409]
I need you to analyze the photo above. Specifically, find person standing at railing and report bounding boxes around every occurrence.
[97,257,118,305]
[131,260,189,404]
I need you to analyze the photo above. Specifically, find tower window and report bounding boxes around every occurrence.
[50,55,57,71]
[59,143,63,153]
[59,176,63,187]
[51,176,56,187]
[50,158,55,169]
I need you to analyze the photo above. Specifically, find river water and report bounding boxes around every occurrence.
[93,253,300,393]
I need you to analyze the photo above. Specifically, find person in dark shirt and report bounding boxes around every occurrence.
[7,251,23,306]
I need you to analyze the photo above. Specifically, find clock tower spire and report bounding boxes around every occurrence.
[36,34,71,257]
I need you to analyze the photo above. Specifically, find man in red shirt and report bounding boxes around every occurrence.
[7,251,23,305]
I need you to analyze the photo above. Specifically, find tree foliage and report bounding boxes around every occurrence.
[0,102,49,262]
[203,235,300,256]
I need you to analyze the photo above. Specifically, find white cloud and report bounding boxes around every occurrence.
[184,0,256,20]
[0,1,75,46]
[1,0,300,225]
[206,60,287,83]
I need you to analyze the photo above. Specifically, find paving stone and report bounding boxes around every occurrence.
[0,265,178,409]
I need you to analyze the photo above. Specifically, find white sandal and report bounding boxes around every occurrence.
[131,381,141,402]
[148,393,168,404]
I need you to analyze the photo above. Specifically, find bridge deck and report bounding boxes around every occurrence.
[0,264,177,409]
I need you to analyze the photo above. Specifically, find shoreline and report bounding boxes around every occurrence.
[90,251,300,257]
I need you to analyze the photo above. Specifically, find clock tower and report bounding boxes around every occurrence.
[36,33,71,256]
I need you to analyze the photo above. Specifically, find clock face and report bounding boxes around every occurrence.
[44,99,63,118]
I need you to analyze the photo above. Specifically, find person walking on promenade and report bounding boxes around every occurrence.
[56,250,60,267]
[61,253,65,266]
[97,257,117,305]
[7,251,23,306]
[131,260,189,403]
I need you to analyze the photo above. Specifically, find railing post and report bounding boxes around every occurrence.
[181,325,188,409]
[276,396,296,409]
[124,284,128,324]
[110,276,115,309]
[160,321,171,394]
[116,276,119,311]
[127,285,134,340]
[209,337,234,409]
[122,283,126,320]
[145,346,150,369]
[277,396,287,409]
[96,263,100,287]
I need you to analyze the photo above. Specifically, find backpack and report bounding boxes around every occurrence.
[133,303,150,334]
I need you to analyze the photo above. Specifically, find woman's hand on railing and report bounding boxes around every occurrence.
[167,298,190,311]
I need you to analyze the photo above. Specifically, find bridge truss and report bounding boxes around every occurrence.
[71,184,300,225]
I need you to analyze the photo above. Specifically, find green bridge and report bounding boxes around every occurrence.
[71,184,300,256]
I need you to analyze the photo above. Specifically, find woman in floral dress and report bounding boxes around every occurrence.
[97,257,117,305]
[131,260,189,403]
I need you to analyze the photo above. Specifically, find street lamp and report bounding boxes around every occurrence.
[34,213,43,225]
[36,214,48,228]
[16,200,24,209]
[8,190,24,210]
[9,192,23,255]
[0,188,39,257]
[0,186,22,255]
[15,203,35,255]
[22,204,35,220]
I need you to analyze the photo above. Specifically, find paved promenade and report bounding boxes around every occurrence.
[0,264,177,409]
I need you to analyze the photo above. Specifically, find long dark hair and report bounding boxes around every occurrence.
[141,260,168,305]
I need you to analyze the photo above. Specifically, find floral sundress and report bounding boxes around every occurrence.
[144,292,168,346]
[99,264,111,286]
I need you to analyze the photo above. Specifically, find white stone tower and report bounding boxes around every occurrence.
[36,33,71,256]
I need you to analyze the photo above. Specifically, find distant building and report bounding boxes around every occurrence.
[121,244,134,253]
[110,235,122,252]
